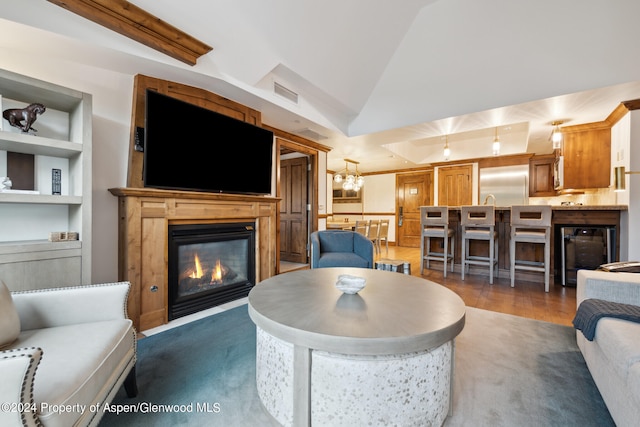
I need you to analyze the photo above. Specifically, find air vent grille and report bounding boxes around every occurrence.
[297,128,328,140]
[274,81,298,104]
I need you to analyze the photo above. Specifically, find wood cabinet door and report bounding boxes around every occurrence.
[438,165,472,206]
[529,155,556,196]
[562,128,611,189]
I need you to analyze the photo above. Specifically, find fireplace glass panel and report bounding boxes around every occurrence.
[177,239,249,298]
[168,222,255,320]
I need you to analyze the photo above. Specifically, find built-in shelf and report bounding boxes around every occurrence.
[0,131,83,157]
[0,68,92,289]
[0,193,82,204]
[0,239,82,254]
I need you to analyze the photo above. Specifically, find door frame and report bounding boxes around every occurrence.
[276,137,318,270]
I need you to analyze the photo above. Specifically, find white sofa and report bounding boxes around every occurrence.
[0,281,137,427]
[575,269,640,427]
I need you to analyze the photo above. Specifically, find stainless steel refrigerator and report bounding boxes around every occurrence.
[479,164,529,206]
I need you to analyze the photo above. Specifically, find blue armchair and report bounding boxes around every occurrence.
[310,230,374,269]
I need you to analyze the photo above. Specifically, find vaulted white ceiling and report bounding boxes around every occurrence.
[2,0,640,173]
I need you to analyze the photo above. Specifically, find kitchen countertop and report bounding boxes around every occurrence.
[447,205,627,211]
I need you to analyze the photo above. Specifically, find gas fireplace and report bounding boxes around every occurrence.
[168,222,256,320]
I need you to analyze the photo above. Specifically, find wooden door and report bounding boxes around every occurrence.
[280,157,308,263]
[396,171,433,247]
[438,165,472,206]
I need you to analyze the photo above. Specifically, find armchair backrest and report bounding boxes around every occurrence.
[310,230,373,268]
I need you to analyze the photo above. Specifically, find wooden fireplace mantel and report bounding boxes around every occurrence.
[109,187,280,331]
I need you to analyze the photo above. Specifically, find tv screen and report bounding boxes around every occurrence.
[143,90,274,195]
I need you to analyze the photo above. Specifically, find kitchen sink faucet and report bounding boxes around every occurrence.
[483,194,496,205]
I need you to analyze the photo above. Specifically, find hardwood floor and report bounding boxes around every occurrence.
[376,245,578,327]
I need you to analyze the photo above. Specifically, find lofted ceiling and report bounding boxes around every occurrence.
[2,0,640,173]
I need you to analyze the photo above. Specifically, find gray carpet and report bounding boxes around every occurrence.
[99,304,614,427]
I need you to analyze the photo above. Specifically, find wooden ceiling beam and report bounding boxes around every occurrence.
[47,0,213,66]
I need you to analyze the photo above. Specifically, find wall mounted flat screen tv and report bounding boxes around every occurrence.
[143,89,274,195]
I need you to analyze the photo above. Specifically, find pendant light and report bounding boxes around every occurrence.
[551,121,564,149]
[492,127,501,156]
[443,135,451,160]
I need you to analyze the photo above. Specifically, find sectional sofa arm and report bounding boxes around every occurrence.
[576,270,640,308]
[11,282,131,331]
[0,347,43,427]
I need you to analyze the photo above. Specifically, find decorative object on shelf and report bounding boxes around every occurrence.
[333,159,364,192]
[1,176,12,190]
[492,126,501,156]
[49,231,79,242]
[443,135,451,160]
[550,120,564,150]
[2,102,46,133]
[335,274,367,294]
[52,169,62,195]
[613,166,640,191]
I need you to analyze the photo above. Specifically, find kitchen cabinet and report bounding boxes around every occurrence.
[438,164,472,206]
[561,126,611,189]
[529,154,556,196]
[0,69,92,290]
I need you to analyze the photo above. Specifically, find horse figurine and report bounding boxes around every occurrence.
[2,103,46,133]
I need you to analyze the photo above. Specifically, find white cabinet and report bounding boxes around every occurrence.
[0,69,92,290]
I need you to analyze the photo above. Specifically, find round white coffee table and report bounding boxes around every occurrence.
[248,267,465,427]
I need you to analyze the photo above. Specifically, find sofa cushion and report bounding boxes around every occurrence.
[318,253,369,268]
[13,319,135,427]
[0,281,20,349]
[594,317,640,381]
[628,362,640,407]
[319,231,355,253]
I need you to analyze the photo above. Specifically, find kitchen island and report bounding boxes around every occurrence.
[424,205,626,285]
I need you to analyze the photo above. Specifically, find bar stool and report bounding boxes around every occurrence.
[420,206,455,277]
[509,205,552,292]
[461,205,498,284]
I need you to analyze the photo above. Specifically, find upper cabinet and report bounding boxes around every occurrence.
[0,69,92,289]
[529,154,556,197]
[561,126,611,190]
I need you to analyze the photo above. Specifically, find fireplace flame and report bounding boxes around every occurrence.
[212,259,223,284]
[190,254,204,279]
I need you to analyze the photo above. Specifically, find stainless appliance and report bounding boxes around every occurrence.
[479,165,529,206]
[561,226,616,286]
[554,156,564,190]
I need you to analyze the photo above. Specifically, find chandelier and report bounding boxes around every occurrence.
[333,159,365,191]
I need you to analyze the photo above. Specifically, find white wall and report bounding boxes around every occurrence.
[328,172,397,242]
[628,110,640,260]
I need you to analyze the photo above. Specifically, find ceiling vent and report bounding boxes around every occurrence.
[296,128,328,141]
[274,81,298,104]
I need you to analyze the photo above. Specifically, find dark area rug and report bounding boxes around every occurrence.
[99,304,613,427]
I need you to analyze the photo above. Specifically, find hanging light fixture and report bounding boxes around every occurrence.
[492,126,501,156]
[551,121,564,149]
[443,135,451,160]
[333,159,364,191]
